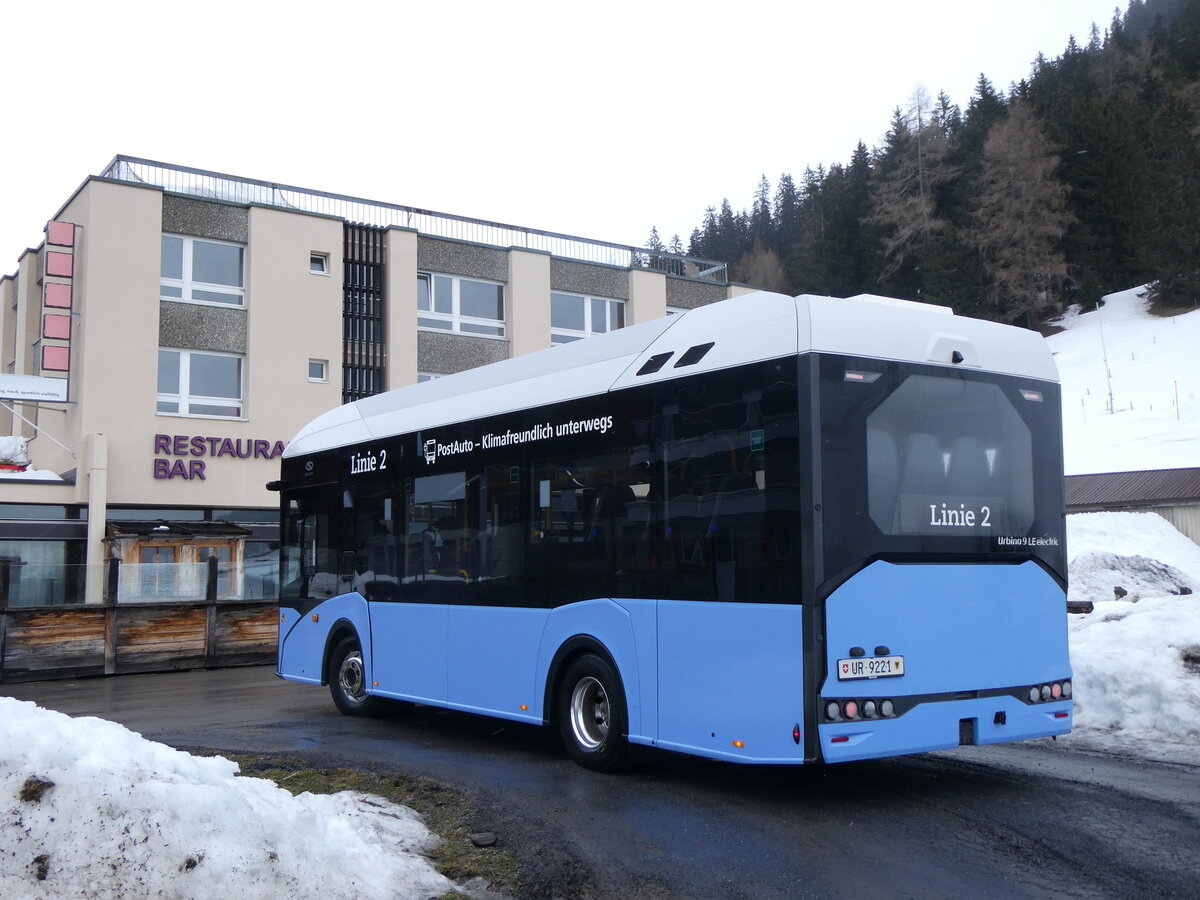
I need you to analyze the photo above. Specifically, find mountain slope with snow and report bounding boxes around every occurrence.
[1047,286,1199,476]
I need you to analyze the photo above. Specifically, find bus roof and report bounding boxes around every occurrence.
[284,291,1059,458]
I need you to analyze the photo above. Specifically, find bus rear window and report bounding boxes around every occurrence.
[866,375,1034,536]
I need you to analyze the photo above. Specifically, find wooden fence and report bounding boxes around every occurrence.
[0,599,277,682]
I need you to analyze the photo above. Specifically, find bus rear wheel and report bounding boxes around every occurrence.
[557,654,629,772]
[329,636,383,717]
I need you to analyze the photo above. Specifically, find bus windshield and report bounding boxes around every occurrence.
[818,355,1065,589]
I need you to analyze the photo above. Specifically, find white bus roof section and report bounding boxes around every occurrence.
[284,291,1059,458]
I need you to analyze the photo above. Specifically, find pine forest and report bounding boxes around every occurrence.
[660,0,1200,327]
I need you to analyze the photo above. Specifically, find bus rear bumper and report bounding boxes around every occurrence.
[818,695,1072,763]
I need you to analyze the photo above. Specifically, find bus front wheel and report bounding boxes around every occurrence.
[328,636,383,717]
[557,654,629,772]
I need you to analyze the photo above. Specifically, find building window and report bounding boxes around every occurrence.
[551,292,626,344]
[417,273,505,338]
[157,348,244,419]
[310,252,329,274]
[308,359,328,382]
[161,235,245,306]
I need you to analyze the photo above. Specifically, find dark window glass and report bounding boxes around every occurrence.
[349,484,401,602]
[525,395,656,605]
[189,353,241,400]
[460,280,503,321]
[192,240,243,288]
[158,350,180,394]
[417,273,431,311]
[433,275,453,314]
[551,292,585,331]
[280,485,340,602]
[819,355,1065,585]
[161,236,183,280]
[591,297,608,333]
[657,362,801,602]
[0,505,75,520]
[866,376,1033,536]
[106,508,207,521]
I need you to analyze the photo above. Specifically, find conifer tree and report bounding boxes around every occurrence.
[970,101,1073,323]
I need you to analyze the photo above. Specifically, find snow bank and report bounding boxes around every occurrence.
[0,699,454,900]
[1065,512,1200,754]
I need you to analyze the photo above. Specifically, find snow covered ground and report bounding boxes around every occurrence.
[1048,286,1199,476]
[0,699,457,899]
[2,286,1197,897]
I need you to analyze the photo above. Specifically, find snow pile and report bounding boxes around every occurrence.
[0,435,63,480]
[0,435,30,465]
[1066,511,1200,752]
[1047,286,1200,475]
[0,699,454,900]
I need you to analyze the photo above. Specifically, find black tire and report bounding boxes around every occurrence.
[328,636,384,717]
[556,653,630,772]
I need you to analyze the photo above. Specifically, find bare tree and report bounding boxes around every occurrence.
[971,101,1074,323]
[732,242,790,292]
[872,88,954,284]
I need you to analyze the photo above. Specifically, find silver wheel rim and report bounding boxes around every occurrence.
[569,675,610,750]
[338,650,367,702]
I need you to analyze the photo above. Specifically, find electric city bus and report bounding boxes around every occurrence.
[274,291,1071,770]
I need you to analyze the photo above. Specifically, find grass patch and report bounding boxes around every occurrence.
[210,752,519,898]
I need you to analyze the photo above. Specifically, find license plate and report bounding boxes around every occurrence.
[837,655,905,680]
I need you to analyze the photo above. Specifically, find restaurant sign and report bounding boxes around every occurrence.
[153,433,286,480]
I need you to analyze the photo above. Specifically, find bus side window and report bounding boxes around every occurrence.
[351,485,401,602]
[280,488,339,602]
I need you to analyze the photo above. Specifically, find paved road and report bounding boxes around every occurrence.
[6,667,1199,899]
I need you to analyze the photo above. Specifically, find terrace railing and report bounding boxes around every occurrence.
[101,155,727,284]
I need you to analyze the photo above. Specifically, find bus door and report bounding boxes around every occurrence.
[363,471,451,705]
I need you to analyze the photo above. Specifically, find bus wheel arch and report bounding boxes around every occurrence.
[321,619,360,685]
[548,637,630,772]
[326,628,383,717]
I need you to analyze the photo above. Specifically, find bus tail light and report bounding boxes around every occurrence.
[825,698,896,721]
[1027,681,1072,703]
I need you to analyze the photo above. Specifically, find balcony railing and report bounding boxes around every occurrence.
[100,155,728,284]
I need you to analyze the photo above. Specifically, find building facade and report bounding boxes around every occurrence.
[1,156,739,607]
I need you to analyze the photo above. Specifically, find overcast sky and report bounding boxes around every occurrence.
[1,0,1121,267]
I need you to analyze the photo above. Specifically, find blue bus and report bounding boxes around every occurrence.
[274,291,1071,770]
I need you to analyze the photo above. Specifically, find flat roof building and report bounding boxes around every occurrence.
[0,156,738,608]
